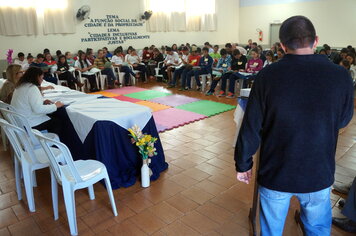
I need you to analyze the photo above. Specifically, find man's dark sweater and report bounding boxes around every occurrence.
[235,54,354,193]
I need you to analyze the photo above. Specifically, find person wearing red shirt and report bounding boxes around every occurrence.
[179,46,201,90]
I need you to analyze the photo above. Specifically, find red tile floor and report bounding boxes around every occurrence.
[0,81,355,235]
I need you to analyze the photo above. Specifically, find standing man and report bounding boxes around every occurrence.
[234,15,354,235]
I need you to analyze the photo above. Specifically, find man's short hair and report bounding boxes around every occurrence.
[232,49,241,56]
[202,47,209,53]
[225,43,232,48]
[18,52,25,57]
[279,15,316,50]
[323,45,331,51]
[165,47,172,52]
[220,48,227,56]
[252,42,258,46]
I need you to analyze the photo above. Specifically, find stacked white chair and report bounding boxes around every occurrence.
[33,130,118,235]
[0,118,60,216]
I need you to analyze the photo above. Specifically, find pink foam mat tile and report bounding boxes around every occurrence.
[152,108,207,131]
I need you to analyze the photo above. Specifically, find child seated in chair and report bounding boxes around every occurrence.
[168,47,190,88]
[179,46,201,91]
[206,49,232,95]
[94,49,118,89]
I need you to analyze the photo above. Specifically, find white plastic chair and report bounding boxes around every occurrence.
[74,71,88,92]
[33,130,118,236]
[0,118,60,215]
[154,61,164,80]
[0,101,12,151]
[113,67,126,86]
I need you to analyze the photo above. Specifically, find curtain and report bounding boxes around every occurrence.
[186,0,216,32]
[0,6,38,35]
[145,0,216,32]
[43,0,75,34]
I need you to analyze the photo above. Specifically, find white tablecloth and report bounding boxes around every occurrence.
[42,81,152,143]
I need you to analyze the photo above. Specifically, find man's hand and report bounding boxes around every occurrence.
[237,169,252,184]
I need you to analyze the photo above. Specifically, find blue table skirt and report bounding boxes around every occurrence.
[51,108,168,189]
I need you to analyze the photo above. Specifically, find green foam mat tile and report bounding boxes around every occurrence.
[176,100,236,117]
[124,90,172,100]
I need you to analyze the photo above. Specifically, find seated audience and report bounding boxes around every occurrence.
[277,48,285,61]
[111,48,138,86]
[126,49,147,82]
[142,47,153,65]
[206,48,232,95]
[56,55,83,89]
[44,52,57,73]
[172,44,178,52]
[168,46,190,88]
[263,50,275,67]
[227,48,263,98]
[74,51,99,92]
[65,52,75,68]
[210,45,221,66]
[23,54,33,71]
[11,67,64,135]
[103,47,113,59]
[86,48,95,65]
[94,49,118,89]
[148,48,164,79]
[334,48,349,64]
[257,45,266,62]
[161,47,179,83]
[245,39,253,50]
[340,59,355,84]
[204,42,214,53]
[179,46,201,90]
[30,54,57,84]
[185,47,213,91]
[0,64,23,104]
[225,43,233,55]
[13,52,28,70]
[55,50,62,60]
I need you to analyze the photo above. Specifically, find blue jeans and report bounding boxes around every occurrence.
[101,68,117,85]
[171,66,185,86]
[259,186,331,236]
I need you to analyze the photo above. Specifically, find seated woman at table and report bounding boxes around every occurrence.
[31,54,58,84]
[126,49,147,83]
[226,48,263,98]
[263,50,275,68]
[11,67,64,135]
[74,51,99,92]
[94,49,118,89]
[56,55,84,90]
[112,48,138,86]
[0,64,23,104]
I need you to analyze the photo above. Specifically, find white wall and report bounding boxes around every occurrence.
[239,0,356,48]
[0,0,239,59]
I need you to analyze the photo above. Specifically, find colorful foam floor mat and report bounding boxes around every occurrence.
[90,87,236,132]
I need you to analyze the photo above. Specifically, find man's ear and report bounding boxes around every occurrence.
[280,43,287,53]
[312,36,319,49]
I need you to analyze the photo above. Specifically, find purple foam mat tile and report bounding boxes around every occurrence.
[152,108,207,131]
[149,94,201,107]
[106,86,148,95]
[113,95,142,103]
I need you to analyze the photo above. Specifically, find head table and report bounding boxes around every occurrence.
[41,81,168,189]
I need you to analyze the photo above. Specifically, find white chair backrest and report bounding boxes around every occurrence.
[33,130,83,184]
[0,118,38,164]
[0,108,40,146]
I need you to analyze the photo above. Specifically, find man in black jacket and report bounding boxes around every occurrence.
[234,15,354,235]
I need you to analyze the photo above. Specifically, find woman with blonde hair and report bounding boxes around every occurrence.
[0,64,23,104]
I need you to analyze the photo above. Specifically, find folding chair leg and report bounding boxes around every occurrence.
[23,167,35,212]
[50,170,59,220]
[104,176,118,216]
[88,185,95,200]
[14,158,22,200]
[63,185,78,236]
[32,171,37,187]
[1,127,7,151]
